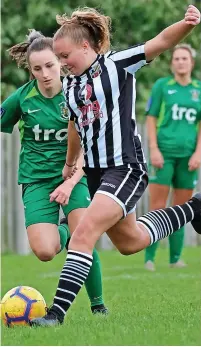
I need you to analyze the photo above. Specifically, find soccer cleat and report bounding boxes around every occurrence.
[189,193,201,234]
[91,304,109,315]
[145,260,155,271]
[29,309,63,327]
[169,260,187,268]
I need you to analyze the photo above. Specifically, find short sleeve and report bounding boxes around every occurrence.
[1,89,22,133]
[146,79,164,117]
[107,44,148,74]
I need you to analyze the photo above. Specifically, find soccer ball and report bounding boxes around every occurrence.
[0,286,46,327]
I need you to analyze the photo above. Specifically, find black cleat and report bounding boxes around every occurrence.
[29,309,63,327]
[189,193,201,234]
[91,304,109,315]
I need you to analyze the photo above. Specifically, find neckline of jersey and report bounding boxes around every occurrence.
[173,78,195,88]
[76,54,101,78]
[34,79,63,99]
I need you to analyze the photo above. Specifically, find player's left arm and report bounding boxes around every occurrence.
[188,121,201,171]
[145,5,200,62]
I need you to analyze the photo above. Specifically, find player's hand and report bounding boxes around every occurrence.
[184,5,200,26]
[62,163,77,180]
[49,180,74,205]
[188,151,201,171]
[150,147,164,169]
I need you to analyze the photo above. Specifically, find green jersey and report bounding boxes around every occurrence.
[1,79,70,184]
[146,77,201,157]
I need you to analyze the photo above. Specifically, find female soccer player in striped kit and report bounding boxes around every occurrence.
[31,5,201,326]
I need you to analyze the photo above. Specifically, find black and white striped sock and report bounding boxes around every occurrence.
[137,201,195,244]
[51,250,92,321]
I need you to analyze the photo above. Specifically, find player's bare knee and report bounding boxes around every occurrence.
[117,244,136,256]
[33,248,56,262]
[119,248,133,256]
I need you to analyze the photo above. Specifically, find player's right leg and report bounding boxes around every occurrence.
[23,180,70,261]
[144,158,173,270]
[169,157,198,267]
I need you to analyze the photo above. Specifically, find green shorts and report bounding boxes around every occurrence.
[149,156,198,189]
[22,176,90,227]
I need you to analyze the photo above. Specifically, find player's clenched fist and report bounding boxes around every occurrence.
[184,5,200,26]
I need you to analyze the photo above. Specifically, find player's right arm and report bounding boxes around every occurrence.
[146,79,164,169]
[1,90,21,134]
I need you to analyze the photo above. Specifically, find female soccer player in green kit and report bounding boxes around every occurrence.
[145,44,201,271]
[1,30,107,314]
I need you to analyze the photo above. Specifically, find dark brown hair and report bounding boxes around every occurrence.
[8,29,53,68]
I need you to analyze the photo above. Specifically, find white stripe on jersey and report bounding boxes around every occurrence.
[63,43,148,168]
[109,45,147,74]
[88,72,107,167]
[104,58,123,166]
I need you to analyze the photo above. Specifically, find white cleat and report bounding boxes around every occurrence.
[169,260,187,268]
[145,260,155,271]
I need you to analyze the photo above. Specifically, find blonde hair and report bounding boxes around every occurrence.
[172,44,196,59]
[8,29,53,68]
[54,7,111,54]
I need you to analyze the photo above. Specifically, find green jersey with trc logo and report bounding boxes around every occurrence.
[146,77,201,157]
[1,79,70,183]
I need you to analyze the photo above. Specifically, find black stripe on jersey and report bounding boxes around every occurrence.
[64,77,76,121]
[86,71,100,167]
[73,76,89,167]
[117,53,145,70]
[116,67,137,163]
[99,58,115,166]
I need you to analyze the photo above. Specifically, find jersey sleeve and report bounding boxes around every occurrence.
[146,79,164,117]
[107,44,148,74]
[1,89,22,133]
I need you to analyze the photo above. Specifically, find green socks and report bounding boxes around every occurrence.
[145,241,159,262]
[58,223,70,252]
[169,226,185,264]
[145,226,185,264]
[85,248,104,307]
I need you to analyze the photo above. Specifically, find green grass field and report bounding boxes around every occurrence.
[1,247,201,346]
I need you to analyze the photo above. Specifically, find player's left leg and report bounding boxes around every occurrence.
[53,177,107,321]
[169,157,198,267]
[67,208,107,315]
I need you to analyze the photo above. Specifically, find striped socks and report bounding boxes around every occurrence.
[51,250,92,321]
[137,201,195,244]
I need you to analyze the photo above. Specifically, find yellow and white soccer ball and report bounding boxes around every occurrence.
[0,286,46,327]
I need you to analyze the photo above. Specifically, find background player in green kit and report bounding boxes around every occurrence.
[145,44,201,271]
[1,29,108,315]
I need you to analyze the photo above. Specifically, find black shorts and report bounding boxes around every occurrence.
[83,163,148,217]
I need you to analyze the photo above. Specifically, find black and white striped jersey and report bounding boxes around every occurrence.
[63,43,148,168]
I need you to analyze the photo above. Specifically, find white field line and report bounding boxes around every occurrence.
[39,267,200,280]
